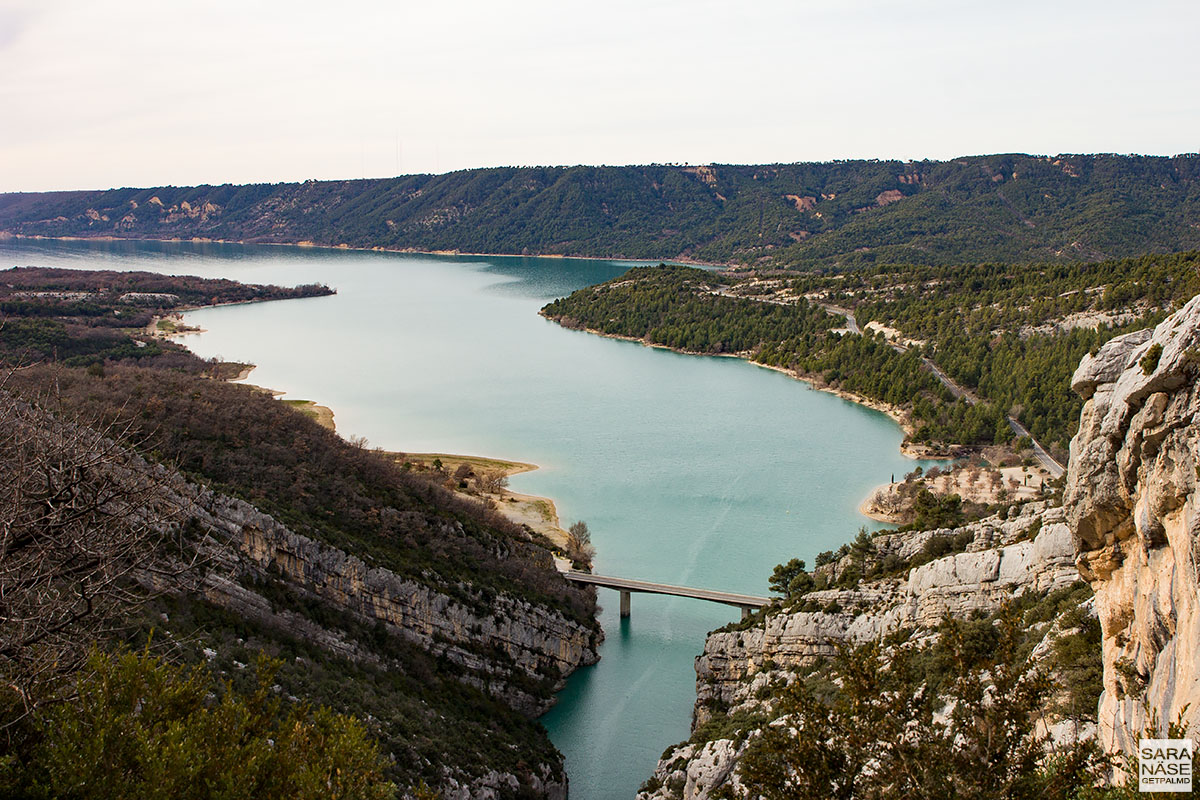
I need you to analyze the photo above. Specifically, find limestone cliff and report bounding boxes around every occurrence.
[640,502,1085,798]
[3,362,600,799]
[1066,295,1200,754]
[132,461,598,797]
[20,403,595,797]
[638,295,1200,797]
[693,503,1077,721]
[166,481,594,710]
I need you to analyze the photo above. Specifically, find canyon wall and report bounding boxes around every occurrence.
[640,501,1083,798]
[639,294,1200,798]
[1066,295,1200,754]
[130,449,598,799]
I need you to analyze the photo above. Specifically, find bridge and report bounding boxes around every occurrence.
[562,570,771,619]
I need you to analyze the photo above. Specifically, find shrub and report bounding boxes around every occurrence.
[0,648,396,800]
[1140,342,1163,375]
[731,608,1110,799]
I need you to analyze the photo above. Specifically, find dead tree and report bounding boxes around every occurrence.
[0,381,185,717]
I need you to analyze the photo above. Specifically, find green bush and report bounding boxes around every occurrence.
[729,608,1110,800]
[1141,342,1164,375]
[1,648,395,800]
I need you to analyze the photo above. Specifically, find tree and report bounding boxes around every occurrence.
[565,521,594,567]
[1,648,396,800]
[908,490,964,530]
[0,381,188,719]
[568,520,590,543]
[733,610,1109,799]
[476,468,508,494]
[769,558,812,598]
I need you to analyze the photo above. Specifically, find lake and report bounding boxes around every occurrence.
[0,238,931,799]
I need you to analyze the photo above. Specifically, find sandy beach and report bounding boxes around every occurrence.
[255,396,574,555]
[388,451,572,554]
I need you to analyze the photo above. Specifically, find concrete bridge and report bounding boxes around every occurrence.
[562,570,771,619]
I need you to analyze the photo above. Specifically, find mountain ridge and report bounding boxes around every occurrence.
[4,153,1200,268]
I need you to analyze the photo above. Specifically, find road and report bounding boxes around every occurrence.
[818,303,860,334]
[1005,416,1065,478]
[708,288,1067,477]
[891,342,1066,478]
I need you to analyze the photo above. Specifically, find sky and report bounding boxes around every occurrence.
[2,0,1198,192]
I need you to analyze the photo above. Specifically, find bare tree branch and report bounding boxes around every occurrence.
[0,378,191,718]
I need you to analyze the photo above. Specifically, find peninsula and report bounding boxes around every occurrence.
[0,265,601,797]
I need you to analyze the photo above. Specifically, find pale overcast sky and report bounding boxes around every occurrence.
[2,0,1197,191]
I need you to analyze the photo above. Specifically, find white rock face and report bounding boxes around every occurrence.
[642,501,1082,799]
[691,505,1078,718]
[642,296,1200,798]
[1066,295,1200,755]
[124,448,598,797]
[640,739,750,800]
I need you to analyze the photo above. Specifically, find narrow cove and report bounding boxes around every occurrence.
[0,239,932,798]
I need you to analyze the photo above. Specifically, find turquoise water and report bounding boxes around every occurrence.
[1,239,931,798]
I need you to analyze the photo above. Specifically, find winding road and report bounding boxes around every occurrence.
[715,286,1067,478]
[827,304,1066,478]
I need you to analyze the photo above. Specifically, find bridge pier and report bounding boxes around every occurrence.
[560,570,769,621]
[741,606,752,621]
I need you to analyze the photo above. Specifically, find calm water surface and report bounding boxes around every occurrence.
[1,239,931,799]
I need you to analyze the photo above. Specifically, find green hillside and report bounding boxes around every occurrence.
[0,268,599,798]
[4,154,1200,268]
[543,252,1200,456]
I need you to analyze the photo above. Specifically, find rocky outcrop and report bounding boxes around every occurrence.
[1066,295,1200,754]
[693,503,1076,719]
[119,446,596,798]
[638,501,1083,798]
[641,295,1200,798]
[139,468,599,717]
[440,767,566,800]
[4,379,596,798]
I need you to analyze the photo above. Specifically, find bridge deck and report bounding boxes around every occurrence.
[562,570,770,609]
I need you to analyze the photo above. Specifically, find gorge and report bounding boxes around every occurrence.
[0,238,931,798]
[5,235,1199,797]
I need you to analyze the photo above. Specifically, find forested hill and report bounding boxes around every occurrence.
[542,252,1200,457]
[4,153,1200,268]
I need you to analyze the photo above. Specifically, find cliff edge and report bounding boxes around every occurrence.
[1066,294,1200,753]
[638,501,1090,799]
[635,294,1200,798]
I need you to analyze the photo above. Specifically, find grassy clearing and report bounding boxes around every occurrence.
[281,399,335,431]
[397,452,536,477]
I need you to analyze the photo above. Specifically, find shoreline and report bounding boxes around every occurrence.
[32,231,942,538]
[223,366,574,553]
[748,361,915,439]
[548,318,954,462]
[859,497,906,524]
[386,451,572,553]
[4,232,727,270]
[135,285,577,559]
[859,462,1054,524]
